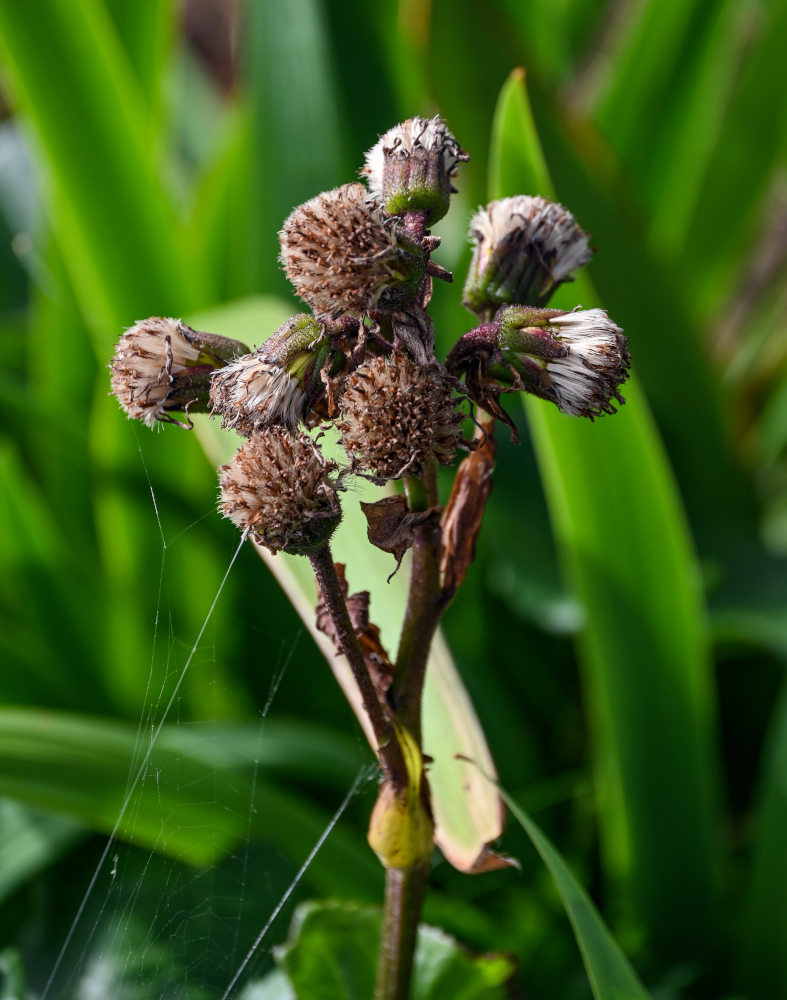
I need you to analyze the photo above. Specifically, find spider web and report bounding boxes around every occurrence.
[36,441,375,1000]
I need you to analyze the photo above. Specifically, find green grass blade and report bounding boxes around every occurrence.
[104,0,176,115]
[739,683,787,998]
[588,0,711,173]
[645,0,756,255]
[240,0,348,296]
[0,0,208,328]
[684,0,787,319]
[0,799,84,905]
[0,708,378,894]
[489,70,720,961]
[503,790,651,1000]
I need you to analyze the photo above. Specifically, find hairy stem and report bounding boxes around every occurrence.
[309,543,405,785]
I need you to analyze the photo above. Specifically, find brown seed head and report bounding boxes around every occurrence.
[337,354,464,481]
[279,182,426,318]
[218,429,341,554]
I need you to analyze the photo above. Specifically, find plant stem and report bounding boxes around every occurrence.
[309,543,405,786]
[390,463,442,743]
[375,862,431,1000]
[375,463,443,999]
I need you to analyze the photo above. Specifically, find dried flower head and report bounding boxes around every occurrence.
[110,317,249,427]
[463,196,593,317]
[210,314,330,434]
[536,308,631,417]
[337,353,464,481]
[447,306,630,424]
[361,116,469,225]
[218,429,341,555]
[279,182,426,318]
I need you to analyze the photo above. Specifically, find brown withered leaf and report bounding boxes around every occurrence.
[314,562,394,701]
[440,419,497,601]
[360,496,441,580]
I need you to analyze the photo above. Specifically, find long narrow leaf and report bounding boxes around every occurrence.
[740,684,787,998]
[489,70,720,961]
[504,790,651,1000]
[0,0,208,330]
[0,707,378,895]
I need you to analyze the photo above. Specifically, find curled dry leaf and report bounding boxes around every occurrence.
[440,418,497,602]
[360,496,442,579]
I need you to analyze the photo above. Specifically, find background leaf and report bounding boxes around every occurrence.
[504,790,651,1000]
[489,69,720,962]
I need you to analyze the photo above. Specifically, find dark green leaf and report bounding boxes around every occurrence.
[273,900,515,1000]
[504,790,651,1000]
[490,70,720,961]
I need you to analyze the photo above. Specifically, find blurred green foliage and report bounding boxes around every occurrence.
[0,0,786,997]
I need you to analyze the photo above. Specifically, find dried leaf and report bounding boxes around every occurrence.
[440,419,497,601]
[361,496,441,579]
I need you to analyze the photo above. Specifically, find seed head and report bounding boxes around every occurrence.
[463,196,593,317]
[218,429,341,555]
[110,317,249,427]
[361,116,469,225]
[210,314,329,434]
[337,353,464,481]
[279,183,426,318]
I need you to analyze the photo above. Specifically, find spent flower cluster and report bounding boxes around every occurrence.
[111,116,629,550]
[109,114,631,1000]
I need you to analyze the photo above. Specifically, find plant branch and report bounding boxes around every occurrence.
[309,543,405,786]
[372,462,444,1000]
[390,464,443,744]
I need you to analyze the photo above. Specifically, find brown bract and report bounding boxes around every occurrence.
[218,428,341,554]
[337,354,465,482]
[440,418,497,602]
[361,496,441,580]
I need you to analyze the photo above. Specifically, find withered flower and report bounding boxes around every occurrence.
[210,314,331,434]
[218,428,341,555]
[447,306,630,422]
[337,353,465,481]
[110,317,249,427]
[279,183,426,318]
[361,116,469,225]
[463,196,593,316]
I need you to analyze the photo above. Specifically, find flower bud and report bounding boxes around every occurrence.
[463,196,592,317]
[110,317,249,427]
[447,306,630,420]
[279,183,427,318]
[361,116,469,226]
[210,314,336,434]
[218,428,341,555]
[337,353,464,482]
